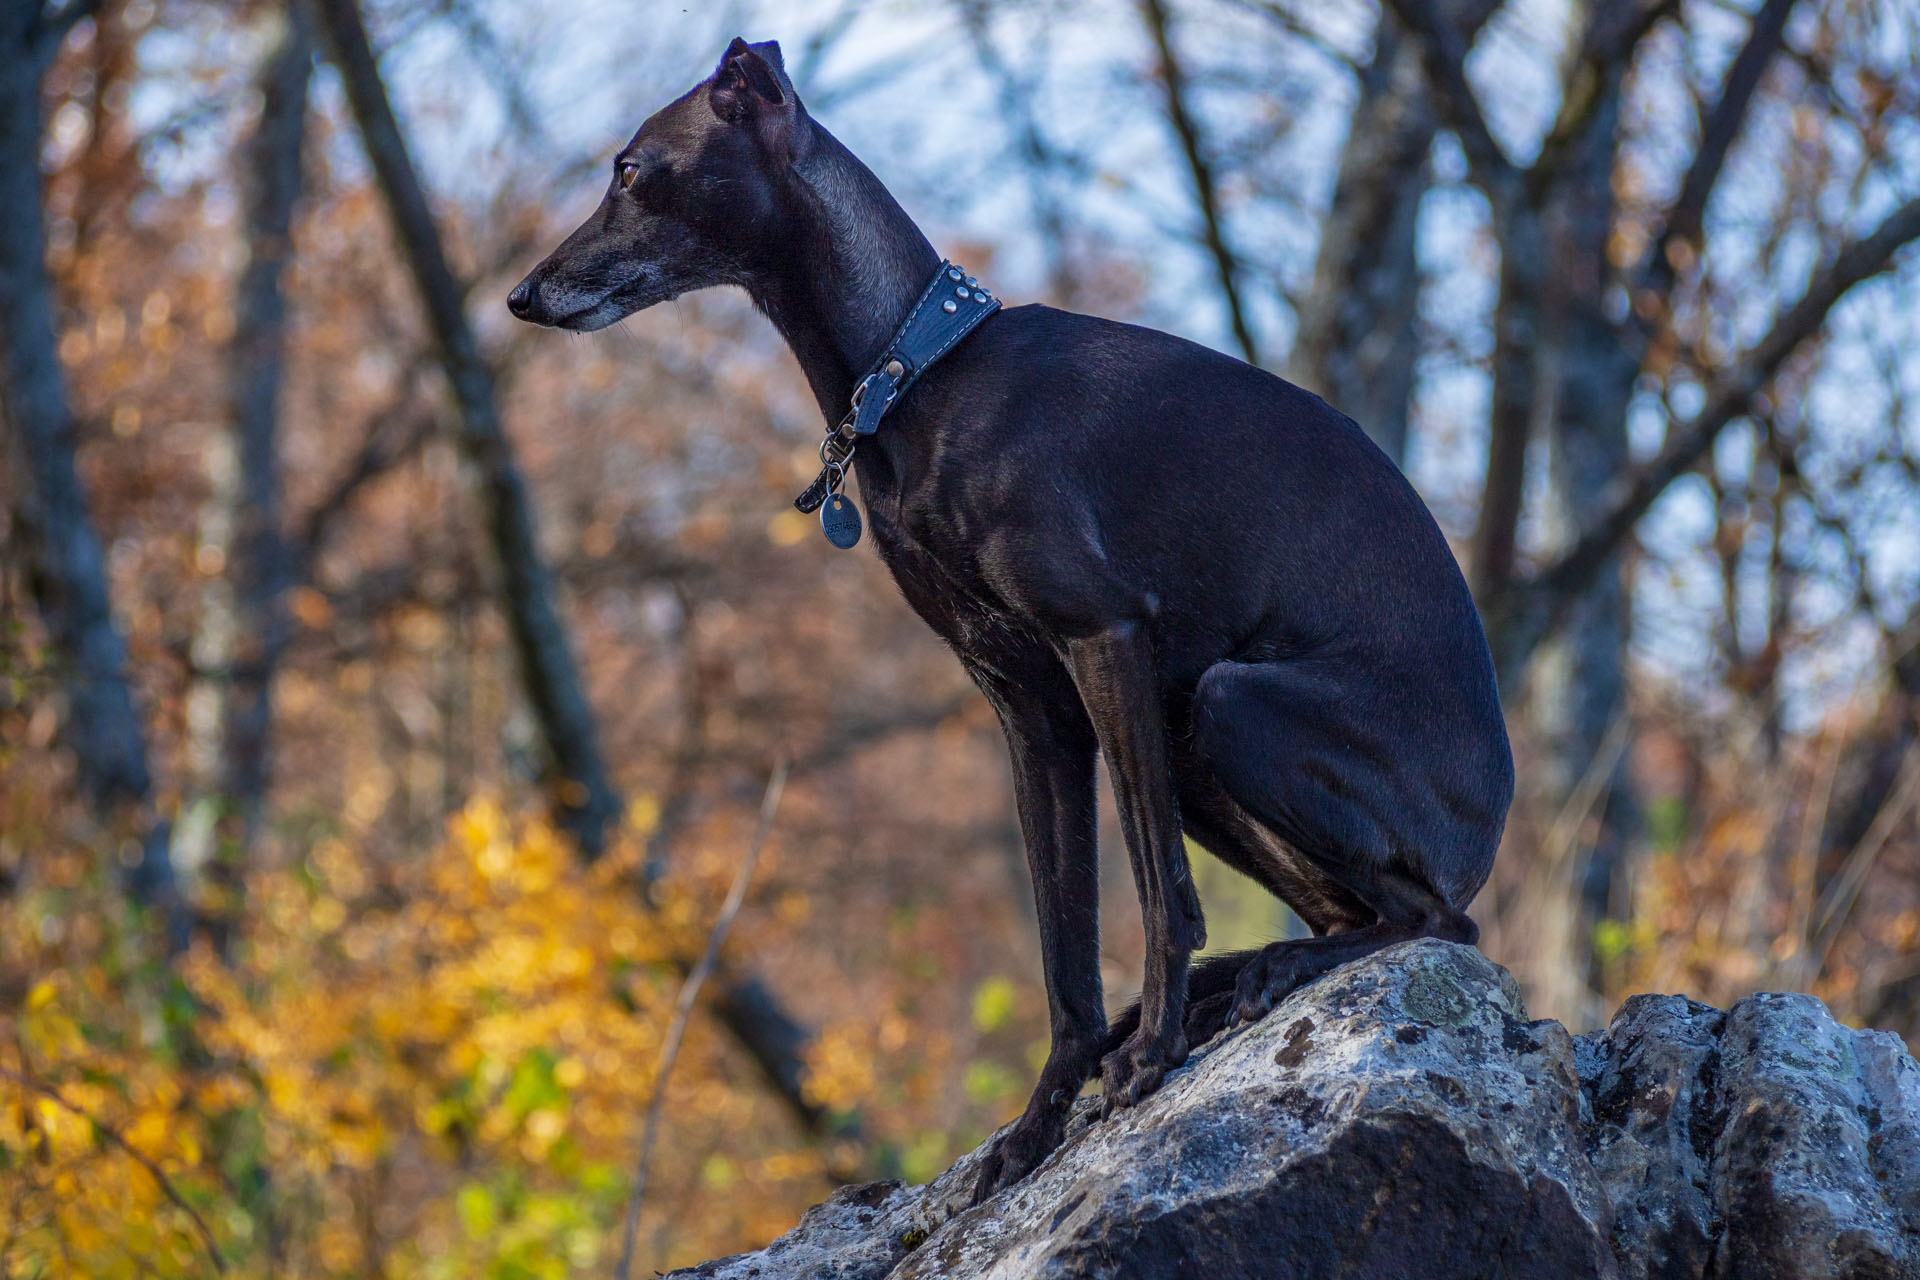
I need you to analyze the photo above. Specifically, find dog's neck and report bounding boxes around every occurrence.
[748,119,942,420]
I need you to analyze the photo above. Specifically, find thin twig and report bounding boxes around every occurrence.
[1540,706,1634,880]
[1782,726,1845,990]
[1640,0,1797,298]
[293,385,437,581]
[1807,744,1920,980]
[1521,708,1631,1021]
[0,1064,228,1273]
[613,756,789,1280]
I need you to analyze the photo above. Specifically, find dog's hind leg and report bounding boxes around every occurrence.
[1173,760,1375,936]
[1169,766,1373,1044]
[1189,658,1502,1025]
[1097,740,1382,1056]
[1065,622,1205,1114]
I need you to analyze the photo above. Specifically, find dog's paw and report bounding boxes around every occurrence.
[1183,989,1236,1047]
[1097,1027,1188,1117]
[967,1109,1065,1206]
[1229,941,1312,1028]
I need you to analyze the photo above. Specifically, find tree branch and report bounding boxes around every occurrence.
[218,2,314,870]
[1532,0,1674,191]
[1140,0,1260,364]
[1290,0,1503,464]
[1643,0,1797,297]
[1223,0,1362,72]
[292,399,437,582]
[430,0,543,144]
[957,0,1082,302]
[1502,194,1920,664]
[1379,0,1521,204]
[0,1064,228,1272]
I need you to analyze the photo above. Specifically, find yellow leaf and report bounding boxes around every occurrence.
[767,508,811,547]
[972,976,1017,1033]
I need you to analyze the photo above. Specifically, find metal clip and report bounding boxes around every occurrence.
[850,368,900,436]
[819,431,856,474]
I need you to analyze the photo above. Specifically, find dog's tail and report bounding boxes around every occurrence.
[1100,948,1263,1056]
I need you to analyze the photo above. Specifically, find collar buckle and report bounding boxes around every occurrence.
[850,368,900,436]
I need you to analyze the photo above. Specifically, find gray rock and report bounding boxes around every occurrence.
[666,940,1920,1280]
[1574,994,1725,1279]
[1708,993,1920,1279]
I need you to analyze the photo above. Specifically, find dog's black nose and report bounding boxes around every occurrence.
[507,278,534,319]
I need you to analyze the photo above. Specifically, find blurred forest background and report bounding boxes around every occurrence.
[3,0,1919,1273]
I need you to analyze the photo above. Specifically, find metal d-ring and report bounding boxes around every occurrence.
[818,432,856,478]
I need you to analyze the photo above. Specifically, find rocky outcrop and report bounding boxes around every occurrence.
[668,940,1920,1280]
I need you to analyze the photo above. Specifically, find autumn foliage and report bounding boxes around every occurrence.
[4,0,1920,1274]
[3,784,895,1275]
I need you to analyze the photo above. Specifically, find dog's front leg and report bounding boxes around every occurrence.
[968,675,1106,1206]
[1066,623,1205,1113]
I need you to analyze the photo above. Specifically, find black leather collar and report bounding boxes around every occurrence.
[794,260,1001,548]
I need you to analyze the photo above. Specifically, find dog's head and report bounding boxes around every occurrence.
[507,38,804,330]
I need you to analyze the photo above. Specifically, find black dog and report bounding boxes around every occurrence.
[509,38,1513,1203]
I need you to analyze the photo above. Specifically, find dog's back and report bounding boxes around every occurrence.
[873,304,1497,695]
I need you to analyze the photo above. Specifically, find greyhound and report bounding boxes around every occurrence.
[508,38,1513,1204]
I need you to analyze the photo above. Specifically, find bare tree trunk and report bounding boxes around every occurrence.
[0,2,184,944]
[174,4,312,933]
[308,0,621,856]
[1289,0,1499,465]
[1488,0,1800,995]
[1469,201,1545,607]
[1371,0,1545,609]
[177,427,238,890]
[1530,35,1643,987]
[222,6,311,858]
[1470,0,1819,676]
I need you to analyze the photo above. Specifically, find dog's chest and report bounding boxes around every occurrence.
[866,501,1041,661]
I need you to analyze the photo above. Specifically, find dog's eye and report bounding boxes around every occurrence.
[618,161,640,190]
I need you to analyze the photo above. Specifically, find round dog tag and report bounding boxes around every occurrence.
[820,493,862,549]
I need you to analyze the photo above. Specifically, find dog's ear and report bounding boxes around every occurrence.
[711,37,801,152]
